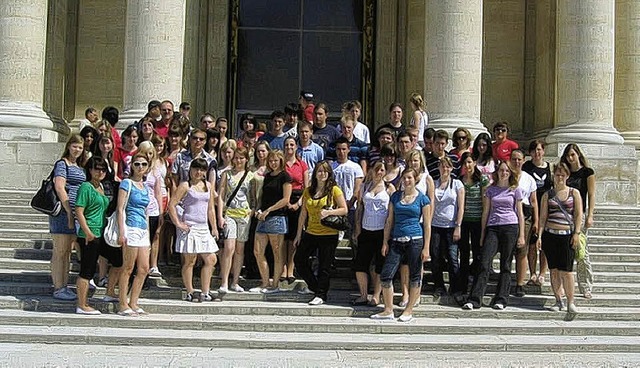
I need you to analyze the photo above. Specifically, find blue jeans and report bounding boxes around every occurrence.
[467,224,519,308]
[430,226,460,294]
[380,238,424,289]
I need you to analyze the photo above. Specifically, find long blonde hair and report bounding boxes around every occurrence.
[137,141,159,171]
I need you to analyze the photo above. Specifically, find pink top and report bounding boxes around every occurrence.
[181,184,210,226]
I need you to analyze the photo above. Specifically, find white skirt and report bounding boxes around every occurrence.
[175,224,219,254]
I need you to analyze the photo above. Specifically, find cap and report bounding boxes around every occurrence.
[300,90,314,101]
[147,100,161,111]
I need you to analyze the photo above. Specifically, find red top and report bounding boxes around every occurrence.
[111,127,122,149]
[492,139,519,163]
[154,120,169,138]
[285,159,308,191]
[114,146,137,180]
[303,104,315,124]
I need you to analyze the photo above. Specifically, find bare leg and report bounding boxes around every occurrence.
[355,271,369,300]
[253,234,270,288]
[220,238,236,289]
[400,285,421,318]
[268,234,285,288]
[400,265,409,304]
[118,246,137,311]
[539,252,549,282]
[51,234,74,289]
[200,253,217,293]
[285,240,296,278]
[128,247,150,310]
[380,285,395,316]
[231,241,245,287]
[105,267,121,298]
[515,250,528,286]
[550,269,562,300]
[181,254,197,294]
[560,271,575,305]
[76,277,95,311]
[149,231,160,270]
[98,256,108,279]
[371,272,382,304]
[527,245,538,282]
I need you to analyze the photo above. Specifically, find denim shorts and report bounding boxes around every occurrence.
[49,211,77,235]
[256,215,288,235]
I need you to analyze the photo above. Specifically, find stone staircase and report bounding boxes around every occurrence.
[1,188,640,360]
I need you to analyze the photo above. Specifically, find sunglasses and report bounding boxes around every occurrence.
[132,162,148,168]
[191,136,206,142]
[494,128,507,133]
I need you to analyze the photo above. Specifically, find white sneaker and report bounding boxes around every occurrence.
[97,276,108,287]
[88,279,97,290]
[230,284,244,292]
[567,303,578,314]
[249,286,264,293]
[370,312,395,320]
[149,267,162,277]
[462,302,474,310]
[218,286,229,294]
[308,297,324,305]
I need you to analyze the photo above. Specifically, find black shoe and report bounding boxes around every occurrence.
[514,285,525,297]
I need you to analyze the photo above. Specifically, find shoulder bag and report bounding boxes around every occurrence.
[104,179,133,247]
[218,170,250,240]
[31,160,68,216]
[320,187,351,231]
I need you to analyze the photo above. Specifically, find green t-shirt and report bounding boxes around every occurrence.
[75,182,110,238]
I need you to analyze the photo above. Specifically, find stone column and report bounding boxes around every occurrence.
[423,0,487,138]
[0,0,64,142]
[615,0,640,149]
[546,0,623,145]
[120,0,186,124]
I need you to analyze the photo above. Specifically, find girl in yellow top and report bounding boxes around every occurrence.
[293,161,348,305]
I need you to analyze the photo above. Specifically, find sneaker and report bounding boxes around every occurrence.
[185,293,196,302]
[514,285,525,297]
[549,300,566,312]
[149,267,162,278]
[398,314,413,323]
[97,276,109,288]
[261,287,280,294]
[53,287,76,301]
[492,303,505,310]
[308,297,324,305]
[462,302,474,310]
[249,286,264,293]
[297,287,314,295]
[230,284,244,293]
[102,295,119,303]
[567,303,578,314]
[201,293,213,302]
[88,279,97,290]
[218,286,229,294]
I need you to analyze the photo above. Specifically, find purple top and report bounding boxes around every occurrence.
[181,184,210,226]
[485,185,523,227]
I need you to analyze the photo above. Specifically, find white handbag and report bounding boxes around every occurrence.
[104,180,132,247]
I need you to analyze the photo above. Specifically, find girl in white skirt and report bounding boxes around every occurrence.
[168,158,219,302]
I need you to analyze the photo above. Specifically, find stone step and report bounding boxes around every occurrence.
[0,258,79,272]
[0,238,51,250]
[1,295,639,322]
[0,198,32,206]
[0,309,638,338]
[0,212,48,223]
[3,324,640,352]
[592,220,640,229]
[0,220,49,231]
[578,243,640,254]
[589,253,640,263]
[0,229,50,240]
[590,262,640,273]
[594,206,640,216]
[588,228,640,237]
[0,189,37,201]
[0,205,42,215]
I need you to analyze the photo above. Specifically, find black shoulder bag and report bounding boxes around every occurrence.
[30,159,68,216]
[320,187,351,231]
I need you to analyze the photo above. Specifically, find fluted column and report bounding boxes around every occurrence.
[546,0,623,145]
[0,0,63,141]
[615,0,640,149]
[424,0,486,137]
[120,0,186,124]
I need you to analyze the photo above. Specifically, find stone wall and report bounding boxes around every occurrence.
[0,142,65,190]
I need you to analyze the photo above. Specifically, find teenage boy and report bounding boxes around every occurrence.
[259,110,287,150]
[492,121,518,163]
[367,128,394,166]
[297,121,324,171]
[425,129,461,180]
[331,137,364,236]
[375,102,405,139]
[299,91,315,123]
[327,116,368,172]
[284,103,300,138]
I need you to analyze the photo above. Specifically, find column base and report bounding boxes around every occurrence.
[118,108,146,127]
[0,101,69,142]
[427,116,488,140]
[546,123,624,145]
[620,131,640,151]
[545,143,638,206]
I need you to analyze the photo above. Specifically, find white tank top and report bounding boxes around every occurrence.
[362,186,390,231]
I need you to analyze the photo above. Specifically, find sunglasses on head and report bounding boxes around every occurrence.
[133,162,148,168]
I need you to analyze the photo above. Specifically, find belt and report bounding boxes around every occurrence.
[545,228,572,235]
[392,236,423,243]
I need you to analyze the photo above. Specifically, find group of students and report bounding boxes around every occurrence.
[46,96,595,321]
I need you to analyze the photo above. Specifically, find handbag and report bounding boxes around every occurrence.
[219,170,250,240]
[320,187,351,231]
[104,180,133,247]
[549,188,586,259]
[30,160,67,216]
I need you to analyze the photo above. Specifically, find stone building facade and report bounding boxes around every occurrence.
[0,0,638,205]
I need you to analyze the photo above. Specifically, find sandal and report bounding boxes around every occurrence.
[117,308,138,317]
[133,307,148,315]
